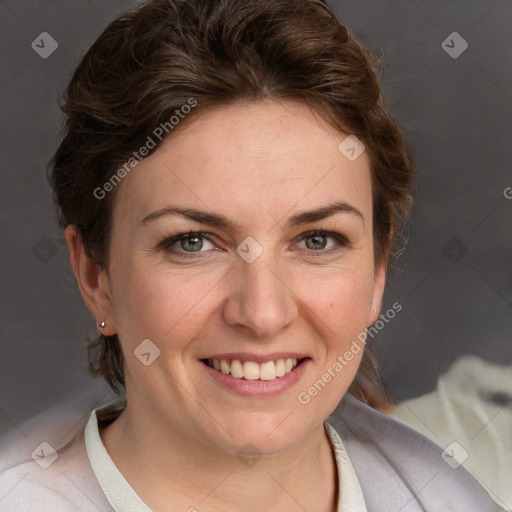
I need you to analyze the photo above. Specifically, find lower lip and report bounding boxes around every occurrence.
[200,359,310,397]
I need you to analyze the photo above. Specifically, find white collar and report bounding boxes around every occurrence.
[84,408,150,512]
[325,421,368,511]
[85,406,367,512]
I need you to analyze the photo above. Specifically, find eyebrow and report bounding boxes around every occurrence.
[141,201,365,230]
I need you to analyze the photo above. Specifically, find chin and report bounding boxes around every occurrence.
[203,409,316,457]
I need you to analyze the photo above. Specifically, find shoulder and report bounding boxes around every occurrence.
[327,393,506,512]
[0,401,113,512]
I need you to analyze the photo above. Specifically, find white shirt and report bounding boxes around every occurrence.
[84,406,367,512]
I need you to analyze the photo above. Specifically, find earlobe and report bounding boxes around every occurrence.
[64,225,117,336]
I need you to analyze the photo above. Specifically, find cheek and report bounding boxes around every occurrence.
[294,268,374,414]
[109,259,225,348]
[298,266,375,337]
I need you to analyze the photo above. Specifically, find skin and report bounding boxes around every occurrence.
[66,99,386,512]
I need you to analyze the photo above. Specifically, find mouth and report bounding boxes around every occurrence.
[201,357,307,381]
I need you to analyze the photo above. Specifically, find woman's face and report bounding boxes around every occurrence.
[101,100,385,455]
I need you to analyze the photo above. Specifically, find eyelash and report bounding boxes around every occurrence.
[158,230,349,259]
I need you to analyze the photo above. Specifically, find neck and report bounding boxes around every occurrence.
[99,398,338,512]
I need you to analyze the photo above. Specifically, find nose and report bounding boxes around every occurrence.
[222,258,298,340]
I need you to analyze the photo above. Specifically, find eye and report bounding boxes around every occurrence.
[160,231,216,256]
[159,229,348,259]
[295,230,348,253]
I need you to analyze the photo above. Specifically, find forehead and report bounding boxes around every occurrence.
[113,100,372,227]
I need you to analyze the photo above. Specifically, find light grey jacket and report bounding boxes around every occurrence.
[0,394,506,511]
[329,393,506,511]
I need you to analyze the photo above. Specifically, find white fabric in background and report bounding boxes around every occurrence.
[392,355,512,511]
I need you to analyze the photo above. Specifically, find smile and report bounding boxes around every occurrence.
[203,358,302,381]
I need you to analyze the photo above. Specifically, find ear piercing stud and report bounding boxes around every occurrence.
[99,320,106,329]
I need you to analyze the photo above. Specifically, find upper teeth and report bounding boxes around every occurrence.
[207,358,299,380]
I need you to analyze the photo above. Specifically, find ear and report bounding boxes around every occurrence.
[65,225,117,336]
[368,259,387,326]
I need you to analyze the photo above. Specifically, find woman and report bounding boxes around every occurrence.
[0,0,505,510]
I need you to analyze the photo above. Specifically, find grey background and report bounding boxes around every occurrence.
[0,0,511,435]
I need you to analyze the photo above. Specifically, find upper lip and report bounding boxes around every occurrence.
[199,352,309,363]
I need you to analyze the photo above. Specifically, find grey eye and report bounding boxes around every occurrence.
[305,234,328,250]
[161,232,217,256]
[180,235,205,252]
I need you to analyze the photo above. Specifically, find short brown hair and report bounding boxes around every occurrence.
[49,0,414,400]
